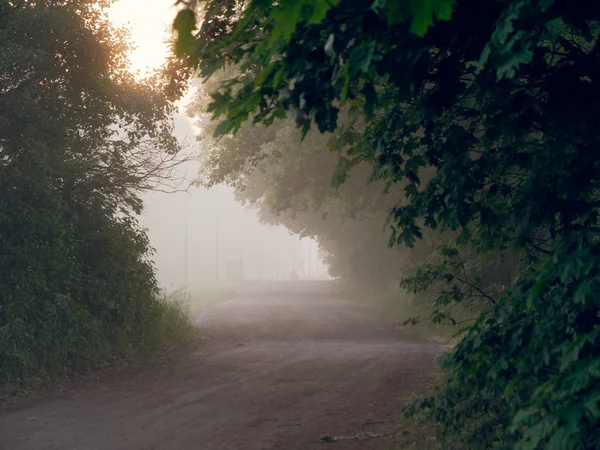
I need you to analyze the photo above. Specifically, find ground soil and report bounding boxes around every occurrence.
[0,282,441,450]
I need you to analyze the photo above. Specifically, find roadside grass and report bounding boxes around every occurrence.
[1,282,246,397]
[0,290,196,398]
[135,289,198,354]
[376,414,440,450]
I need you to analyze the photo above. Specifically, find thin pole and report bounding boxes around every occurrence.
[239,217,243,280]
[239,218,243,259]
[275,235,280,280]
[308,239,312,279]
[184,194,188,289]
[215,213,220,282]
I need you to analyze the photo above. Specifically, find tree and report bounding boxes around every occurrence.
[191,66,516,314]
[1,0,191,388]
[189,71,431,286]
[175,0,600,447]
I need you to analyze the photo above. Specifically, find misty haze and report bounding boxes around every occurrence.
[2,1,597,449]
[141,114,328,290]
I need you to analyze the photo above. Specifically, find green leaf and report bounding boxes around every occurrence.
[173,9,197,57]
[214,119,233,136]
[272,67,286,89]
[331,157,350,187]
[255,63,278,88]
[584,394,600,419]
[269,0,341,44]
[363,82,377,119]
[383,0,455,35]
[172,8,196,34]
[383,0,410,26]
[339,68,351,102]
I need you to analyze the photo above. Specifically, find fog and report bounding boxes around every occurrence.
[107,0,330,291]
[139,113,329,291]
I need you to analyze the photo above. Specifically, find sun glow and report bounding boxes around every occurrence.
[108,0,177,76]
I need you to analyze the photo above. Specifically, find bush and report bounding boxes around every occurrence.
[406,238,600,449]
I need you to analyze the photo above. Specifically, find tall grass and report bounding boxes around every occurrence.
[0,290,196,397]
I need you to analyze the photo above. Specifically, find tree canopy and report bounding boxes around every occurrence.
[175,0,600,447]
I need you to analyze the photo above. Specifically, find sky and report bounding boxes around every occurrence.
[107,0,174,76]
[107,0,329,289]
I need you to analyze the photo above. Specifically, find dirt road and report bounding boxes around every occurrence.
[0,282,440,450]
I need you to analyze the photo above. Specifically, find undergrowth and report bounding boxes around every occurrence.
[377,415,441,450]
[0,290,196,397]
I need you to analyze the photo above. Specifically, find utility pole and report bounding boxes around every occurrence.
[183,194,189,289]
[275,233,280,280]
[308,239,312,279]
[239,217,243,259]
[239,217,243,280]
[215,213,220,282]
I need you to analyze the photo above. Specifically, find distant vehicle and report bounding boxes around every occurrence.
[289,269,299,281]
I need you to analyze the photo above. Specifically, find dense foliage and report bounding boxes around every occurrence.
[0,0,193,391]
[175,0,600,447]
